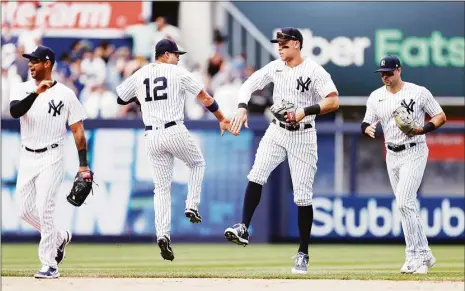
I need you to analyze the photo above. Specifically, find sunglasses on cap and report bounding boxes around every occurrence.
[276,31,299,41]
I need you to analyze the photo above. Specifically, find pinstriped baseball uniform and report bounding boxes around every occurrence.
[10,80,87,269]
[116,63,205,240]
[238,58,338,206]
[363,82,443,261]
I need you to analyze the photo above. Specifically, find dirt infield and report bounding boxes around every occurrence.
[2,277,464,291]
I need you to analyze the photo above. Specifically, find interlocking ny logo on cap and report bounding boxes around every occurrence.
[381,60,386,67]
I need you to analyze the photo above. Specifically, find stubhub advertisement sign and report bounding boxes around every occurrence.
[286,197,464,240]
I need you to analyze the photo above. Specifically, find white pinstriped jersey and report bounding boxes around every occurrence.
[10,80,87,149]
[116,63,203,126]
[363,82,443,145]
[237,58,338,125]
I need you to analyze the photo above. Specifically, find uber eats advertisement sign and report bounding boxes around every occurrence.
[278,29,464,68]
[375,30,463,68]
[234,2,464,96]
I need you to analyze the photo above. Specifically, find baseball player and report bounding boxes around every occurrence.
[362,55,446,274]
[224,28,340,274]
[116,39,231,261]
[9,45,90,279]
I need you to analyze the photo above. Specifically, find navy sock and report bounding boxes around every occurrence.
[297,205,314,255]
[241,181,263,228]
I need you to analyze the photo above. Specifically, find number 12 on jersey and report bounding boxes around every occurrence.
[143,77,168,102]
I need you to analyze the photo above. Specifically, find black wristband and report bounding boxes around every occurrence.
[206,100,219,112]
[422,122,436,134]
[361,122,370,135]
[78,150,88,167]
[303,104,321,116]
[238,103,248,109]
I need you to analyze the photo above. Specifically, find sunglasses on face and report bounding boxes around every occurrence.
[29,59,43,64]
[380,70,395,77]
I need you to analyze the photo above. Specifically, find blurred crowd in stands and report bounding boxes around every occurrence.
[2,16,273,120]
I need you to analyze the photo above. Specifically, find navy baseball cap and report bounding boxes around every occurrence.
[155,39,186,55]
[22,45,56,65]
[375,55,401,72]
[270,27,303,45]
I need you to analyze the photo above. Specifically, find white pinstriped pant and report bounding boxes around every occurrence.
[386,142,431,261]
[16,146,67,268]
[144,123,205,240]
[248,122,318,206]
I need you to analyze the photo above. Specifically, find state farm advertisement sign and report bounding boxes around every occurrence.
[426,134,464,161]
[2,1,143,36]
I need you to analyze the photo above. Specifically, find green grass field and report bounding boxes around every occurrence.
[1,243,464,281]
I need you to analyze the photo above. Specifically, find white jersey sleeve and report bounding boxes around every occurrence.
[179,67,203,97]
[237,62,273,105]
[363,94,378,124]
[421,87,443,117]
[312,66,338,100]
[67,91,87,126]
[116,71,138,102]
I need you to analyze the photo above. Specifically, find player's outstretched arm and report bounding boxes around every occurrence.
[231,64,272,135]
[196,89,231,136]
[230,106,248,136]
[69,121,91,173]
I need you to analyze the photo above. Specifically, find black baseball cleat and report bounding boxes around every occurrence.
[185,209,202,223]
[157,236,174,261]
[224,223,249,246]
[55,230,72,265]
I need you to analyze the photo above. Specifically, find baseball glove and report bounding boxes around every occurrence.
[393,106,419,137]
[67,171,94,207]
[270,100,296,124]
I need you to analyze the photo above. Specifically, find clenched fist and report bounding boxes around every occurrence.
[35,80,55,94]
